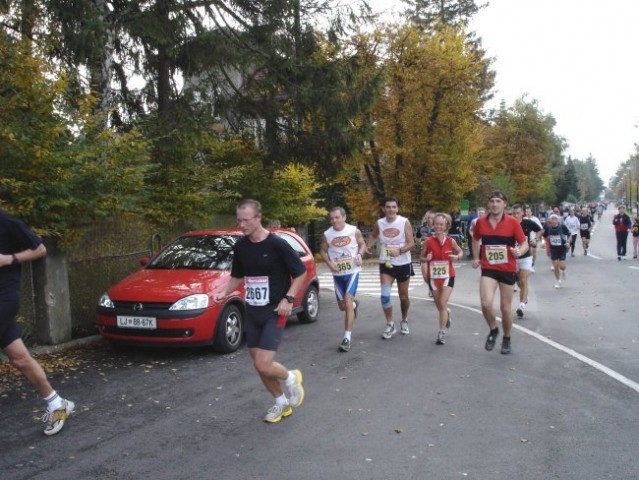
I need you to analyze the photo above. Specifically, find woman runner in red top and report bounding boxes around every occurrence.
[420,213,463,345]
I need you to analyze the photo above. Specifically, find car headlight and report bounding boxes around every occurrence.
[98,293,114,309]
[169,294,209,311]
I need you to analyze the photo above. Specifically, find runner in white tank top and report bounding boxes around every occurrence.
[320,207,366,352]
[365,197,415,339]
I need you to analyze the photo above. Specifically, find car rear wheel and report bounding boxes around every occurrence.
[213,304,243,353]
[297,284,319,324]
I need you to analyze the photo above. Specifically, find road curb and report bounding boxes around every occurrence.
[0,335,104,364]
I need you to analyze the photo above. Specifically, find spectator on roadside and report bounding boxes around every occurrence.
[632,216,639,259]
[416,210,435,240]
[613,205,632,260]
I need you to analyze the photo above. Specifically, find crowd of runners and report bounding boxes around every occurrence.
[5,195,639,432]
[321,193,639,359]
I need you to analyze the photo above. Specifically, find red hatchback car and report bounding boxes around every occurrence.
[96,228,319,352]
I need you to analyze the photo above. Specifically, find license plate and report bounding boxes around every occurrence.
[117,316,157,330]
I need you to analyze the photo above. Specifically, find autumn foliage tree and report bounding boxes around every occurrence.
[479,98,565,206]
[347,23,494,223]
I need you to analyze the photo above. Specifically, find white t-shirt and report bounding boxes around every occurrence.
[525,215,543,242]
[564,215,580,235]
[324,224,361,276]
[377,215,411,266]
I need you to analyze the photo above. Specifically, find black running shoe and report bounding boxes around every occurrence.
[339,338,351,352]
[485,328,499,351]
[516,307,524,318]
[501,337,512,354]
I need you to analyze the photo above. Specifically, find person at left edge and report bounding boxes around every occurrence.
[320,207,367,353]
[213,199,306,424]
[0,208,75,435]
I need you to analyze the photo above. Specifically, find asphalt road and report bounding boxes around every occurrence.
[2,207,638,480]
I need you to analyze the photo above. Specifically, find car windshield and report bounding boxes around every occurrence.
[147,234,238,270]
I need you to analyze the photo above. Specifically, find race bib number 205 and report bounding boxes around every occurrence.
[485,245,508,265]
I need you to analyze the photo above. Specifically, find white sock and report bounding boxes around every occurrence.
[285,371,296,385]
[519,302,526,310]
[275,394,288,405]
[45,391,63,410]
[344,331,352,341]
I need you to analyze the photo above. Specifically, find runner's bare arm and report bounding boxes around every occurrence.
[214,276,244,303]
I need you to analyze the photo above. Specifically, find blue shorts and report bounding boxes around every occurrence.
[0,289,21,349]
[333,273,359,302]
[245,305,285,351]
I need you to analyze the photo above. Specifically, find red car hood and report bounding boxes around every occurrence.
[108,268,231,302]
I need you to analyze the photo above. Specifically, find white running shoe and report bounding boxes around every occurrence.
[285,369,304,408]
[264,402,292,423]
[382,323,396,339]
[399,320,410,335]
[43,399,75,436]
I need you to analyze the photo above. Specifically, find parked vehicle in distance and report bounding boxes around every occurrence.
[96,228,319,352]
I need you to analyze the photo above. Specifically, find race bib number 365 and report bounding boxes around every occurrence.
[245,276,269,306]
[333,255,354,275]
[485,245,508,265]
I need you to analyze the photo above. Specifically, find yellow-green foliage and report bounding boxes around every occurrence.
[270,163,327,225]
[348,23,493,222]
[1,36,151,241]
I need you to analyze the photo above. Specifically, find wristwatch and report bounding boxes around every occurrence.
[11,254,18,265]
[285,295,295,304]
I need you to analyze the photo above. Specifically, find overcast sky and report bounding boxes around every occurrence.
[370,0,639,185]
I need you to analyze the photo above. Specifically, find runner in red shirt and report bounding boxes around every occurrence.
[420,213,463,345]
[471,191,528,354]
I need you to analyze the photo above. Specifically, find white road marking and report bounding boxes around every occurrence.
[320,254,639,394]
[405,293,639,395]
[319,268,425,296]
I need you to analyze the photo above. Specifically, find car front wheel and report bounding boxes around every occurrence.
[213,304,243,353]
[297,284,319,324]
